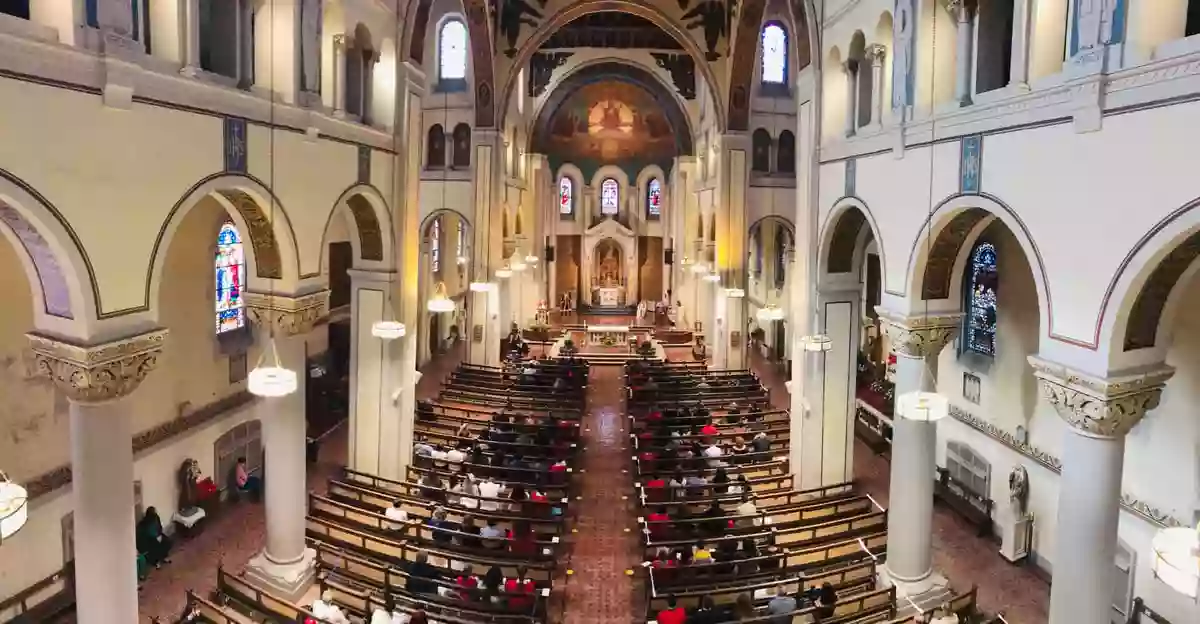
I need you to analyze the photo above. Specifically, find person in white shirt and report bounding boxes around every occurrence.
[311,590,350,624]
[703,443,723,467]
[385,500,409,530]
[478,479,505,511]
[371,608,393,624]
[446,447,465,469]
[928,604,960,624]
[735,494,760,528]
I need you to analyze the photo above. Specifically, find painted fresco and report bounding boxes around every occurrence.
[544,81,677,165]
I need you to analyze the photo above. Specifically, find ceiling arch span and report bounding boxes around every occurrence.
[500,0,725,134]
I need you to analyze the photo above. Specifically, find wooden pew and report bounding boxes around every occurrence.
[0,566,75,623]
[646,559,877,609]
[644,509,887,553]
[178,590,252,624]
[322,482,564,536]
[216,566,330,623]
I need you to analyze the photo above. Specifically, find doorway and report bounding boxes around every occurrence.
[429,314,441,356]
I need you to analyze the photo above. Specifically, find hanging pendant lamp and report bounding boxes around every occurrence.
[0,471,28,542]
[248,337,299,397]
[427,282,457,313]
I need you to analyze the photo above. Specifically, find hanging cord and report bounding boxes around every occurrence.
[919,0,941,388]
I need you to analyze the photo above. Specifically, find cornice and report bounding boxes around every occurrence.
[26,328,168,403]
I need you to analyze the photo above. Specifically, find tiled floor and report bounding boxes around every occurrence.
[135,338,1049,623]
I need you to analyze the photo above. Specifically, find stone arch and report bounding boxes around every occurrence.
[728,0,818,130]
[319,183,392,275]
[819,197,887,282]
[501,0,725,133]
[901,193,1051,335]
[149,173,302,313]
[0,168,96,327]
[1099,197,1200,358]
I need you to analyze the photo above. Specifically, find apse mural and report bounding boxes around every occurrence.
[542,81,677,177]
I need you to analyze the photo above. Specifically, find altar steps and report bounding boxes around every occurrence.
[579,304,636,316]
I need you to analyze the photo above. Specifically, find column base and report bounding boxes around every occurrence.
[879,566,950,611]
[243,548,317,603]
[179,65,200,78]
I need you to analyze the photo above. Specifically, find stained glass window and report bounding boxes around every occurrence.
[966,242,998,356]
[215,222,246,334]
[559,177,573,216]
[457,220,465,260]
[601,178,619,215]
[431,217,442,274]
[753,228,763,277]
[439,20,467,81]
[761,23,787,85]
[647,178,661,219]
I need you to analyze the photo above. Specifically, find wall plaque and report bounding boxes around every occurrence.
[730,331,742,348]
[224,117,248,173]
[472,324,484,343]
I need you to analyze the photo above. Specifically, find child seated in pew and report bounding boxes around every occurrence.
[386,500,409,530]
[311,590,351,624]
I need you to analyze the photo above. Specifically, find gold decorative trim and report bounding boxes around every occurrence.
[946,404,1185,528]
[217,190,283,279]
[346,195,384,261]
[1028,356,1175,438]
[922,208,988,300]
[26,328,168,403]
[875,307,962,358]
[245,290,330,337]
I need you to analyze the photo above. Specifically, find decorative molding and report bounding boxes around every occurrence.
[0,202,73,319]
[25,391,256,501]
[345,195,384,262]
[1028,356,1175,438]
[215,189,284,279]
[875,307,962,358]
[1123,228,1200,351]
[866,44,887,65]
[26,328,168,404]
[946,404,1186,529]
[922,207,988,300]
[245,290,330,337]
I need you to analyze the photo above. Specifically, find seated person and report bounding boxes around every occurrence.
[136,507,173,568]
[419,473,446,503]
[928,603,960,624]
[688,595,726,624]
[736,494,760,528]
[700,500,726,537]
[454,565,480,601]
[385,500,409,530]
[311,590,351,624]
[427,507,455,544]
[405,551,441,594]
[692,541,714,563]
[752,431,771,454]
[504,566,537,612]
[656,596,686,624]
[813,582,838,621]
[478,478,505,511]
[480,518,505,549]
[767,585,797,624]
[481,566,504,604]
[702,442,724,468]
[728,436,751,461]
[233,456,262,501]
[646,506,671,539]
[457,514,483,549]
[508,520,538,556]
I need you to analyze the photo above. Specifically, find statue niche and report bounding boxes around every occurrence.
[591,238,626,306]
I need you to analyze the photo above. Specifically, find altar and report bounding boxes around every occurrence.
[597,287,623,307]
[581,217,638,308]
[586,324,630,346]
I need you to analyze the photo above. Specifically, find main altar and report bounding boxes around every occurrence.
[582,217,637,309]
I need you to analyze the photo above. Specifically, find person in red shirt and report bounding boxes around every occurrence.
[504,565,537,611]
[455,567,479,601]
[646,506,670,540]
[700,422,719,437]
[656,596,686,624]
[508,520,538,556]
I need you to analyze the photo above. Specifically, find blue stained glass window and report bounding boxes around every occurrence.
[601,178,619,215]
[215,222,246,334]
[966,242,998,356]
[761,23,787,85]
[647,179,661,218]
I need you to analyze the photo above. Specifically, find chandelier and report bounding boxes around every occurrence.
[427,282,456,313]
[757,305,785,322]
[371,320,407,340]
[495,264,513,279]
[800,334,832,352]
[248,338,299,397]
[1152,522,1200,599]
[896,391,949,422]
[0,471,28,542]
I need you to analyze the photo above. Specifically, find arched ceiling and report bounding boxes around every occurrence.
[531,62,694,180]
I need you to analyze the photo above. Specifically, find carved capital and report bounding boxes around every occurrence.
[246,291,330,337]
[876,308,962,358]
[27,328,168,403]
[945,0,972,20]
[1028,356,1175,438]
[866,44,887,65]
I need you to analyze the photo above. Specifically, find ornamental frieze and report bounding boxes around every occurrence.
[875,307,962,358]
[1028,356,1174,439]
[245,290,330,337]
[26,328,168,403]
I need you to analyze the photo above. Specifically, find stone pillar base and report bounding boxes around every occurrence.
[879,566,951,611]
[244,548,317,603]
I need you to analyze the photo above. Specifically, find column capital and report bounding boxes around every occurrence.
[1028,356,1175,438]
[945,0,972,20]
[875,307,962,358]
[26,328,168,403]
[866,44,887,65]
[246,290,330,337]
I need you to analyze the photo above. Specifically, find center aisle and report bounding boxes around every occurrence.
[561,365,641,624]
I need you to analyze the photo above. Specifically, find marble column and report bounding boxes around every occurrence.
[877,310,960,597]
[844,61,858,136]
[244,291,329,601]
[1030,358,1174,624]
[949,0,974,106]
[26,329,168,624]
[391,61,424,462]
[180,0,201,75]
[866,45,887,127]
[332,35,348,116]
[347,270,408,479]
[467,129,505,366]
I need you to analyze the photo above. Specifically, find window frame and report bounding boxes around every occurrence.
[430,217,442,275]
[646,178,662,220]
[759,21,790,95]
[437,18,469,92]
[215,221,247,336]
[559,176,575,220]
[961,241,998,357]
[600,178,620,216]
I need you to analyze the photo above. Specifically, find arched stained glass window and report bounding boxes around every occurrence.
[601,178,619,215]
[752,227,764,277]
[431,217,442,274]
[559,177,573,216]
[439,20,467,81]
[647,178,662,219]
[774,228,789,289]
[965,242,998,356]
[456,220,466,260]
[761,23,788,85]
[215,222,246,334]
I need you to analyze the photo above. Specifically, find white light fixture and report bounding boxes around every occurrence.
[525,252,539,265]
[801,334,832,352]
[1151,523,1200,599]
[456,255,468,265]
[427,282,457,313]
[896,391,949,422]
[0,472,28,542]
[372,320,407,340]
[247,336,298,397]
[691,262,710,275]
[469,281,494,292]
[757,305,785,322]
[725,288,746,298]
[510,257,527,272]
[495,265,513,279]
[703,273,721,283]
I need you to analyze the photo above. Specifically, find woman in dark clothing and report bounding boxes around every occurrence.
[137,507,173,568]
[814,583,838,620]
[711,468,730,495]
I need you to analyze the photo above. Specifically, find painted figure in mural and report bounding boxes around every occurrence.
[300,0,322,93]
[499,0,543,57]
[892,0,914,111]
[681,0,728,61]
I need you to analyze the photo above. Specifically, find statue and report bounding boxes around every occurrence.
[1008,465,1029,517]
[178,458,202,515]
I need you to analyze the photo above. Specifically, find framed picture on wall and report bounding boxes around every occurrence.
[229,352,248,384]
[963,372,981,405]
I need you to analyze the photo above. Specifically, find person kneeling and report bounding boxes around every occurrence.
[136,507,173,569]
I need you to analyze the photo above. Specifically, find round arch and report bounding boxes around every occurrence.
[900,193,1051,335]
[1098,197,1200,359]
[819,197,887,282]
[0,169,97,328]
[148,173,302,314]
[501,0,725,133]
[318,183,393,275]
